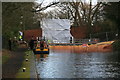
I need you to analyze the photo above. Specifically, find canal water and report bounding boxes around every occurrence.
[36,46,120,78]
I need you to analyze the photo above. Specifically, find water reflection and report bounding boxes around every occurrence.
[36,46,120,78]
[35,54,48,61]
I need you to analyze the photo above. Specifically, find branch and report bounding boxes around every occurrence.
[91,2,104,21]
[67,4,76,20]
[34,0,44,9]
[91,2,102,11]
[33,2,59,12]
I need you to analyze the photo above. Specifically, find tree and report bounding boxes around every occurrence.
[103,2,120,38]
[32,1,60,20]
[47,1,105,39]
[45,1,104,33]
[33,1,106,39]
[2,2,37,49]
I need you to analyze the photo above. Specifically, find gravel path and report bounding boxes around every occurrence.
[2,46,27,78]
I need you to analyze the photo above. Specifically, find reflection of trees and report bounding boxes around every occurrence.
[105,51,120,63]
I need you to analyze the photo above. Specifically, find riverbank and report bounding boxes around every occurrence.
[15,50,38,79]
[2,49,12,64]
[2,45,38,79]
[2,46,26,78]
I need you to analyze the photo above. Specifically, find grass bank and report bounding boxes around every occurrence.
[15,50,36,78]
[2,49,12,64]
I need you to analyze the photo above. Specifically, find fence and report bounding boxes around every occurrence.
[90,31,118,42]
[46,31,118,44]
[73,38,99,44]
[73,31,118,43]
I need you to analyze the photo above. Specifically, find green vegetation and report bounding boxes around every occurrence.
[104,2,120,38]
[15,50,33,78]
[2,2,38,49]
[2,49,12,64]
[104,2,120,50]
[112,40,120,51]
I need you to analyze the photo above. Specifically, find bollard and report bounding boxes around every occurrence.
[22,68,26,72]
[26,54,29,56]
[26,59,28,62]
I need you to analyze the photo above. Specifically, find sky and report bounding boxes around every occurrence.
[35,0,98,12]
[35,0,98,5]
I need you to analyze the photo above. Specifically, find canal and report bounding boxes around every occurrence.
[36,46,120,78]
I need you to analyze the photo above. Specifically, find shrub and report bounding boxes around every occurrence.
[112,40,120,51]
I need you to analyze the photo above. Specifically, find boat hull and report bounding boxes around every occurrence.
[33,48,49,54]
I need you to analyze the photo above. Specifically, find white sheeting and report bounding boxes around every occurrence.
[41,19,72,43]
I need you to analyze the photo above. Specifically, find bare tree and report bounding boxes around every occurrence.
[45,1,104,33]
[33,0,104,33]
[32,1,60,24]
[66,1,104,27]
[33,1,59,12]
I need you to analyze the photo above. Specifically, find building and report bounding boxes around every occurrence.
[23,28,42,41]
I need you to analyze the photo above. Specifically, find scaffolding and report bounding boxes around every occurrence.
[41,19,72,43]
